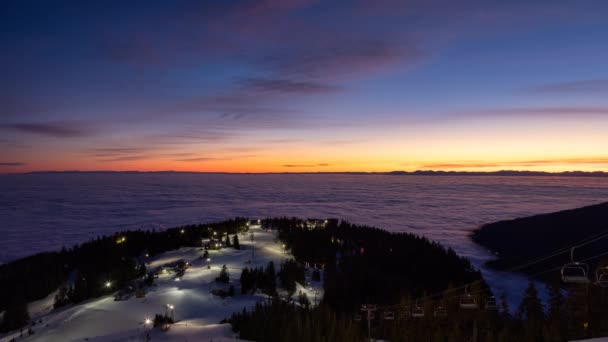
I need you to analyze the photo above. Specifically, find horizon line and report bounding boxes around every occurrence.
[2,169,608,177]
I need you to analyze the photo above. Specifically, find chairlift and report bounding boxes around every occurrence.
[460,286,479,309]
[561,247,590,284]
[433,305,447,318]
[596,266,608,288]
[354,314,362,321]
[383,311,395,320]
[485,296,498,310]
[411,301,425,318]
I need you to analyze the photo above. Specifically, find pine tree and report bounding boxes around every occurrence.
[500,292,511,319]
[225,234,232,247]
[240,268,251,294]
[0,299,30,333]
[71,274,88,303]
[518,281,544,342]
[312,268,321,282]
[298,291,311,308]
[546,280,566,339]
[233,234,241,249]
[263,261,277,296]
[53,286,70,309]
[217,264,230,283]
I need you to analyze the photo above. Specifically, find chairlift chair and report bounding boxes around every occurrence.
[561,247,590,284]
[411,301,425,318]
[433,305,447,318]
[383,311,395,320]
[596,266,608,288]
[460,286,479,309]
[354,314,362,321]
[485,296,498,310]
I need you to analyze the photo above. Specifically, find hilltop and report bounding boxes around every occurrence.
[472,201,608,276]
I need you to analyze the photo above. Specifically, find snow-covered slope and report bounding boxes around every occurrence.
[0,227,323,342]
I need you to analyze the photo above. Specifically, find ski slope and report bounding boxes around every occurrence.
[0,226,324,342]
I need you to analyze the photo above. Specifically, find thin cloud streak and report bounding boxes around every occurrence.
[283,163,330,168]
[0,122,93,138]
[239,78,341,94]
[174,157,227,162]
[526,79,608,94]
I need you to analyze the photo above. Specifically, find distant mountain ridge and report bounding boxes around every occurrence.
[5,170,608,177]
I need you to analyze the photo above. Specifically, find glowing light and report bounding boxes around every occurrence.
[144,318,152,325]
[105,281,112,288]
[180,229,185,234]
[175,277,180,282]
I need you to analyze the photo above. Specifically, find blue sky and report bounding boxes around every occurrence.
[1,0,608,172]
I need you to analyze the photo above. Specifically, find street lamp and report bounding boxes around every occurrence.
[143,317,152,341]
[105,281,112,288]
[166,304,175,320]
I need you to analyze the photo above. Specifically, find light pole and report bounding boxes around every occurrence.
[143,318,152,341]
[165,304,175,321]
[361,304,377,341]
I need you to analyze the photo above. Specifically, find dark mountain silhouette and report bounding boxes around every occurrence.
[472,202,608,277]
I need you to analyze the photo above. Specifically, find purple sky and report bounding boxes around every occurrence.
[1,0,608,172]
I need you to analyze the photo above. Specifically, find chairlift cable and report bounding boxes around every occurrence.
[374,230,608,312]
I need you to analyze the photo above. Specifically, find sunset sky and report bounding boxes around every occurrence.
[1,0,608,173]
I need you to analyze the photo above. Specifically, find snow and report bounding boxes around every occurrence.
[0,227,324,342]
[27,289,59,320]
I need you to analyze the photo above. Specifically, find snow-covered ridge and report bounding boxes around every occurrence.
[1,226,323,342]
